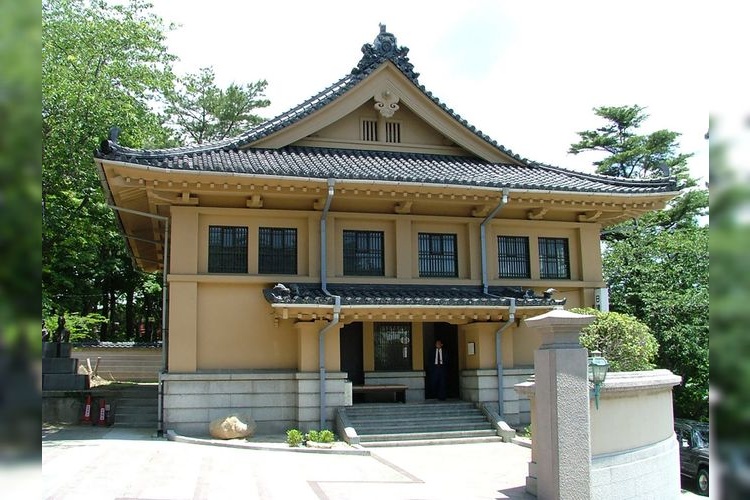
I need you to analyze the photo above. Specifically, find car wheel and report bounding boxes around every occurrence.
[697,467,709,496]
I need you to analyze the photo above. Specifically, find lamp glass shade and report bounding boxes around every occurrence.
[589,358,609,385]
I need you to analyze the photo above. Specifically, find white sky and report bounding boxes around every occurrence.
[148,0,708,182]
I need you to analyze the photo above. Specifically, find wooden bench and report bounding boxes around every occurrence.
[352,384,407,403]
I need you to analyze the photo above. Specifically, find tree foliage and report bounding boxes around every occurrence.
[43,0,174,340]
[571,105,709,420]
[572,308,658,372]
[163,67,270,144]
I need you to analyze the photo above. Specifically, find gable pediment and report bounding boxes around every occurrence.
[246,62,523,164]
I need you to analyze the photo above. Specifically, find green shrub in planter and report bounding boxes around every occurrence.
[286,429,304,447]
[318,430,335,443]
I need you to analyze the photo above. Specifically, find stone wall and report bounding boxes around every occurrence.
[460,367,533,426]
[161,371,349,436]
[72,345,162,382]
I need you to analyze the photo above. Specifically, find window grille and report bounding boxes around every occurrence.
[208,226,248,273]
[385,121,401,143]
[498,236,531,278]
[343,230,384,276]
[361,119,378,141]
[258,227,297,274]
[418,233,458,277]
[539,237,570,279]
[374,323,412,371]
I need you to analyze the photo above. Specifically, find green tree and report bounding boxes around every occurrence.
[572,308,658,372]
[163,67,270,144]
[570,105,709,420]
[603,225,708,419]
[570,105,707,240]
[43,0,175,339]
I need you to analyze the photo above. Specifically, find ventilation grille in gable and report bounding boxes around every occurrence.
[361,120,377,141]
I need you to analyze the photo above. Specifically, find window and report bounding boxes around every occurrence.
[361,119,377,141]
[258,227,297,274]
[374,323,412,371]
[343,230,384,276]
[208,226,248,273]
[418,233,458,277]
[539,237,570,279]
[498,236,530,278]
[385,121,401,143]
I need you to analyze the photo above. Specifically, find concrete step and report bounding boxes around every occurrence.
[362,435,503,447]
[359,429,499,444]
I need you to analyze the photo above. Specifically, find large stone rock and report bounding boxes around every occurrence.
[209,414,256,440]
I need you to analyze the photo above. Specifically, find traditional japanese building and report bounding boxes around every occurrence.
[95,26,678,436]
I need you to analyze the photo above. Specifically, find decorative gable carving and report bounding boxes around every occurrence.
[374,89,400,118]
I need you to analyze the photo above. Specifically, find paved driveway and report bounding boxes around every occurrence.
[42,426,533,499]
[42,426,705,499]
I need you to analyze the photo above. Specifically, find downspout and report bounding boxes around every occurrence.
[319,178,341,430]
[495,298,515,419]
[107,205,169,436]
[480,188,510,295]
[478,188,511,418]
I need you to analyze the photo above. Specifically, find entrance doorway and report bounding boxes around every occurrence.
[339,322,364,385]
[423,323,459,399]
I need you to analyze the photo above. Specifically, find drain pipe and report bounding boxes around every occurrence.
[319,178,341,430]
[495,298,516,418]
[480,189,510,295]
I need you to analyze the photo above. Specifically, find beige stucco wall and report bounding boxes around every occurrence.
[590,371,680,456]
[167,202,604,373]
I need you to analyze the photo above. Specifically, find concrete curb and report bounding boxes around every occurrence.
[165,430,371,456]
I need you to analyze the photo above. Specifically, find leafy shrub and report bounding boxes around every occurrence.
[318,430,335,443]
[571,307,658,371]
[286,429,304,447]
[43,312,107,343]
[304,429,335,443]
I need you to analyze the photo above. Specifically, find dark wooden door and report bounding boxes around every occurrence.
[339,322,364,385]
[423,322,459,399]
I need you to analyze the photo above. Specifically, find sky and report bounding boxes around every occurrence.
[147,0,709,182]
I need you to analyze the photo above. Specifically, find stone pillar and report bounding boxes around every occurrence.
[524,309,595,500]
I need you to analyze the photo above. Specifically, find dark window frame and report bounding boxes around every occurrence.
[374,323,412,371]
[208,225,248,273]
[538,237,570,279]
[258,227,298,275]
[498,236,531,279]
[343,230,385,277]
[418,232,458,278]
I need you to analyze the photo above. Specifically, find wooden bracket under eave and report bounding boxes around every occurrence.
[246,194,263,208]
[527,207,548,220]
[577,210,602,222]
[471,204,493,217]
[176,192,199,205]
[394,200,412,214]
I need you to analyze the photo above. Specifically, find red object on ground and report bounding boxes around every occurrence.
[96,398,107,426]
[81,394,93,424]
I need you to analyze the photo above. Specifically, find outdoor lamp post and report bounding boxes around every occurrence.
[588,350,609,410]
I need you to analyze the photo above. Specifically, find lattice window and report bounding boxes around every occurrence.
[539,237,570,279]
[498,236,531,279]
[208,226,248,273]
[385,121,401,143]
[418,233,458,277]
[374,323,412,371]
[361,119,378,141]
[258,227,297,274]
[343,230,384,276]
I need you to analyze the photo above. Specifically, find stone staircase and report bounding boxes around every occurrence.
[339,401,501,447]
[112,384,159,429]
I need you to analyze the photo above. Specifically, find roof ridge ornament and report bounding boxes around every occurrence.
[352,24,420,81]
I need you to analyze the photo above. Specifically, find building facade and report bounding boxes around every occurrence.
[95,26,678,435]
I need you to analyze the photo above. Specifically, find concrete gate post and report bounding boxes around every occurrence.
[524,309,595,500]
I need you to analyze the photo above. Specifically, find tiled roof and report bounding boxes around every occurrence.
[94,26,677,195]
[262,283,566,308]
[97,145,676,194]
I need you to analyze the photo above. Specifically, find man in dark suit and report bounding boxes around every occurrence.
[432,339,447,400]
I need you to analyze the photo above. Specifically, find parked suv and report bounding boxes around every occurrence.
[675,418,709,496]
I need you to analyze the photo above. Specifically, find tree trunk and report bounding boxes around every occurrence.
[99,291,109,341]
[125,287,135,340]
